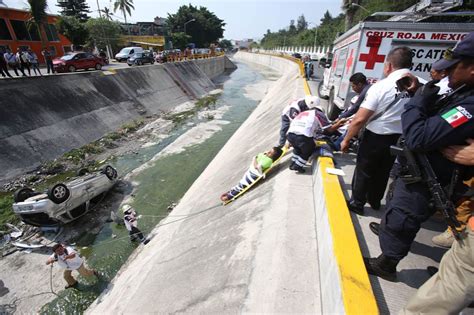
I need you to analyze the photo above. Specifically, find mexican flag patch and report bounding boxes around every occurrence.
[442,107,470,128]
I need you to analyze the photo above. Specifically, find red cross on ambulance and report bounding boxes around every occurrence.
[358,35,386,70]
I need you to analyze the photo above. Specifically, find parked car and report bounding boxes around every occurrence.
[115,46,144,62]
[127,51,155,66]
[12,165,118,226]
[291,52,302,59]
[53,52,105,73]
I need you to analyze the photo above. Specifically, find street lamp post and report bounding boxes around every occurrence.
[183,18,196,35]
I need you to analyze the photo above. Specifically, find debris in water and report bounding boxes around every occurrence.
[167,203,177,211]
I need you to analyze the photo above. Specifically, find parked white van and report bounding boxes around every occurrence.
[115,46,144,62]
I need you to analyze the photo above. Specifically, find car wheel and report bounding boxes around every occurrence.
[68,65,76,72]
[317,81,329,100]
[102,165,117,180]
[151,60,155,64]
[14,187,35,203]
[328,89,342,121]
[95,63,102,70]
[128,63,132,66]
[48,183,70,204]
[77,168,89,176]
[137,60,142,66]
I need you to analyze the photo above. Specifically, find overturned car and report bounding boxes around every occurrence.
[12,165,118,226]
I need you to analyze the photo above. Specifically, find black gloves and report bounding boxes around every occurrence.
[414,80,440,109]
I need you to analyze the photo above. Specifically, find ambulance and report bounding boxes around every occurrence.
[318,21,474,120]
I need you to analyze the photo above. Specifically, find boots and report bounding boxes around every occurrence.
[364,254,399,282]
[432,229,454,248]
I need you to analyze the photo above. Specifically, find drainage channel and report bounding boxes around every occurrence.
[40,60,281,314]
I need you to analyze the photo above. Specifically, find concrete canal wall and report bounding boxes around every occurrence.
[0,56,235,180]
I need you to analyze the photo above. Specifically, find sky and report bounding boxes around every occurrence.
[3,0,342,40]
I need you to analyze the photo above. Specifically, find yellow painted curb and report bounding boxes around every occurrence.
[319,157,379,315]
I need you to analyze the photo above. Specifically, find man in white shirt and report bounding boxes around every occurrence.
[46,243,98,289]
[341,46,415,215]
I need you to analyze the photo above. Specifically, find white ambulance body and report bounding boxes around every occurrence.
[319,22,474,120]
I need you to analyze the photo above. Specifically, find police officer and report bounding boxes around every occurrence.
[341,46,416,215]
[278,95,319,148]
[365,32,474,282]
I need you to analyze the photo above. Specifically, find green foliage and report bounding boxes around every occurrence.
[170,32,191,50]
[86,18,122,51]
[56,0,90,22]
[101,7,113,21]
[26,0,48,46]
[219,39,233,50]
[0,194,17,229]
[167,4,225,47]
[296,14,308,32]
[57,16,89,46]
[114,0,134,23]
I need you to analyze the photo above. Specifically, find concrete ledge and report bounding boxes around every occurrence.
[313,157,378,314]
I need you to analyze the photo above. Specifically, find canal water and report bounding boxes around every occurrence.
[41,60,280,314]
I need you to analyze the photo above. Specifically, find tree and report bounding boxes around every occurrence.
[114,0,134,28]
[219,39,233,50]
[169,32,191,50]
[86,18,122,52]
[296,14,308,32]
[166,4,225,47]
[56,0,90,22]
[26,0,48,48]
[289,19,296,34]
[57,16,89,47]
[101,7,113,21]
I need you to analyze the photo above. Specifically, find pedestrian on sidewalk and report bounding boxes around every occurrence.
[4,48,25,77]
[122,204,149,244]
[27,49,42,76]
[46,244,98,289]
[16,48,30,76]
[0,49,12,78]
[41,47,54,74]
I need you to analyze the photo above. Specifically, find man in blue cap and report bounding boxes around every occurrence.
[364,31,474,297]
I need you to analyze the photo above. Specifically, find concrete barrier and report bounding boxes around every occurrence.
[0,56,234,180]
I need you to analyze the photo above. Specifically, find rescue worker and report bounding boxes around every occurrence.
[46,243,98,289]
[337,72,371,120]
[287,107,346,173]
[365,32,474,283]
[341,46,417,215]
[278,95,319,148]
[123,204,149,244]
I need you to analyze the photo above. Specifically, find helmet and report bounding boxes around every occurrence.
[305,95,320,108]
[122,204,132,213]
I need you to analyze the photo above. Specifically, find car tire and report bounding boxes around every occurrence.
[151,60,155,64]
[77,168,89,176]
[14,187,35,203]
[48,183,70,204]
[128,63,132,66]
[102,165,117,180]
[68,65,76,72]
[95,63,102,70]
[328,89,342,121]
[317,81,329,100]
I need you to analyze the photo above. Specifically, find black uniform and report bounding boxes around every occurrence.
[379,85,474,261]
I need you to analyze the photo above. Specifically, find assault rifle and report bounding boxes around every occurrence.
[391,142,462,240]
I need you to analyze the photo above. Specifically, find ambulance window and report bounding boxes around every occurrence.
[335,47,348,76]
